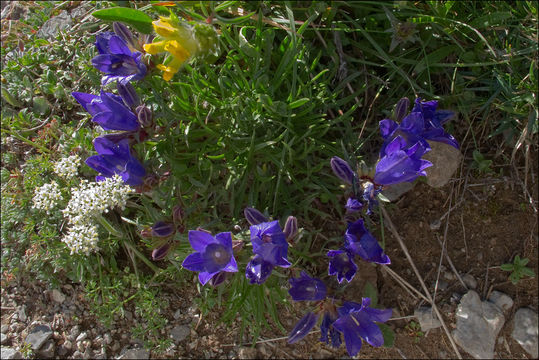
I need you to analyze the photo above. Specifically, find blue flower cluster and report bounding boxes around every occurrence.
[72,23,153,187]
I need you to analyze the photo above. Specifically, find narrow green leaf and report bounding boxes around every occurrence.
[92,7,154,34]
[499,264,514,271]
[289,98,309,109]
[378,323,395,348]
[521,268,536,277]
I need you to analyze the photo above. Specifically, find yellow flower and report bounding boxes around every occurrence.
[143,17,199,81]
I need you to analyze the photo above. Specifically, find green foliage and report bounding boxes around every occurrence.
[472,150,493,173]
[500,255,536,284]
[92,7,154,34]
[405,320,424,343]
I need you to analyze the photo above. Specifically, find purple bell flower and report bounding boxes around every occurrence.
[86,137,146,186]
[243,207,268,226]
[151,242,171,261]
[151,221,175,237]
[245,254,274,284]
[72,91,139,131]
[91,32,147,85]
[374,136,432,186]
[288,311,319,344]
[344,218,390,265]
[330,156,356,185]
[182,231,238,285]
[320,310,342,348]
[345,198,363,213]
[327,249,358,283]
[288,271,327,301]
[332,298,392,357]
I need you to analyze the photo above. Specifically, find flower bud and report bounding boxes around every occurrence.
[394,97,410,122]
[208,271,231,287]
[151,221,176,238]
[330,156,355,185]
[117,82,140,108]
[113,22,137,51]
[244,207,268,226]
[232,240,244,253]
[136,105,153,129]
[140,227,152,238]
[151,242,171,261]
[283,216,298,241]
[172,205,184,224]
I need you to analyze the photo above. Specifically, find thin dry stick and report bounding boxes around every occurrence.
[436,234,468,290]
[381,205,462,359]
[221,330,322,347]
[382,265,427,302]
[460,213,468,260]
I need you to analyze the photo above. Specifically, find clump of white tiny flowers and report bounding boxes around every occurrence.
[61,175,133,254]
[32,181,63,213]
[62,223,100,255]
[54,154,81,180]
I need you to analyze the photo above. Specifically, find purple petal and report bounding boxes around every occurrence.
[182,252,205,272]
[215,232,233,251]
[288,312,319,344]
[199,271,219,285]
[332,315,363,357]
[108,35,132,55]
[354,311,385,347]
[188,230,217,252]
[379,119,398,139]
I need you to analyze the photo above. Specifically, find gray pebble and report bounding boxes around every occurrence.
[38,339,55,358]
[1,333,8,345]
[170,325,190,343]
[512,307,538,358]
[76,331,88,342]
[462,274,477,289]
[1,347,23,359]
[1,325,9,333]
[25,324,53,351]
[488,291,513,312]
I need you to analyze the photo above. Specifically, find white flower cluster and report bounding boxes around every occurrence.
[61,175,133,255]
[54,155,81,180]
[62,223,99,255]
[62,175,134,226]
[32,181,63,213]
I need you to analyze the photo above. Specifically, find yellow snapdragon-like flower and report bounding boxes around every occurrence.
[143,17,199,81]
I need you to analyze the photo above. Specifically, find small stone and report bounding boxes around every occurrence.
[173,309,182,320]
[103,334,112,345]
[1,325,10,333]
[443,271,455,281]
[25,324,53,351]
[36,10,72,39]
[452,290,505,359]
[51,289,66,304]
[38,339,55,358]
[124,311,133,322]
[430,219,441,231]
[63,340,73,350]
[1,333,8,345]
[169,325,190,343]
[414,306,442,331]
[76,331,88,342]
[381,181,415,201]
[488,291,513,312]
[117,348,149,359]
[68,326,80,342]
[111,342,120,352]
[511,307,538,358]
[462,274,477,289]
[17,306,27,323]
[238,347,257,359]
[433,280,448,291]
[72,350,83,359]
[1,347,23,359]
[423,141,462,188]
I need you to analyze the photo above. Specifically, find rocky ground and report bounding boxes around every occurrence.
[1,2,538,359]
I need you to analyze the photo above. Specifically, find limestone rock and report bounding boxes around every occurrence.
[1,347,22,359]
[37,10,72,39]
[169,325,190,343]
[488,291,513,312]
[381,181,415,202]
[117,348,149,359]
[51,289,66,304]
[414,306,441,332]
[511,307,538,358]
[423,141,462,188]
[25,324,53,351]
[452,290,505,359]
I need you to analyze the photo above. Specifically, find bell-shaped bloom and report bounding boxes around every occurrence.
[250,221,291,268]
[208,271,232,287]
[330,156,356,185]
[345,198,363,213]
[243,207,268,226]
[245,253,274,284]
[116,82,140,108]
[327,249,358,283]
[374,136,432,186]
[288,271,327,301]
[332,298,392,357]
[379,98,458,157]
[182,230,238,285]
[394,97,410,122]
[72,91,140,131]
[86,137,146,186]
[320,310,342,348]
[344,219,390,265]
[92,32,147,85]
[288,311,319,344]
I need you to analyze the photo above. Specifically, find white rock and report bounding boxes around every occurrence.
[462,274,477,289]
[1,347,22,359]
[423,141,462,188]
[25,324,53,351]
[488,291,513,312]
[51,289,66,304]
[116,348,149,359]
[452,290,505,359]
[414,306,441,331]
[1,333,8,345]
[511,307,538,358]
